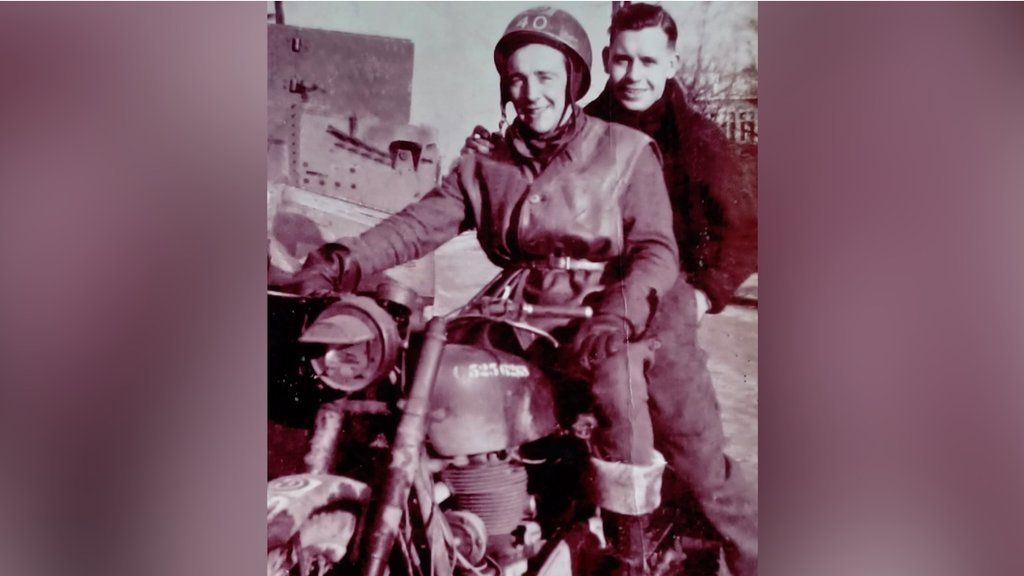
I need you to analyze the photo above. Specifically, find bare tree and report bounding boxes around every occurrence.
[670,2,758,144]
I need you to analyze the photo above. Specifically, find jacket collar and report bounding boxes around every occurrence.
[506,105,587,175]
[586,80,690,153]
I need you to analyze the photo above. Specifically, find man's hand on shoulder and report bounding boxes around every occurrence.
[696,290,711,321]
[461,125,499,156]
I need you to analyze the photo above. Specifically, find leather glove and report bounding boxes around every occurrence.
[290,243,360,297]
[571,314,631,373]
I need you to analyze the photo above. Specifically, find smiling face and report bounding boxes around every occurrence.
[506,43,569,134]
[604,26,680,112]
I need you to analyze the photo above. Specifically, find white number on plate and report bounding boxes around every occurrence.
[465,362,530,379]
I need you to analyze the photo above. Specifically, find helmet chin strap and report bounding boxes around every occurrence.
[565,52,578,105]
[554,54,575,129]
[499,75,510,131]
[555,103,574,128]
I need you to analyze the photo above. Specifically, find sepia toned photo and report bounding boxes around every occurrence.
[266,3,757,575]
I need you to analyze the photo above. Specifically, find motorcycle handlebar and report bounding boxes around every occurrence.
[464,298,593,322]
[520,303,593,319]
[267,288,306,299]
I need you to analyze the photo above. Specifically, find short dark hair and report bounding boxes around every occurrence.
[609,3,678,47]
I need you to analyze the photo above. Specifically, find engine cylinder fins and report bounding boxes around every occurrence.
[442,465,528,492]
[441,460,530,537]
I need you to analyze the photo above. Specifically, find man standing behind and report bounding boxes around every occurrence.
[587,3,756,317]
[584,4,759,576]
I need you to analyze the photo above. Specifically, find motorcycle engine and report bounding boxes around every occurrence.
[426,345,565,571]
[441,455,529,538]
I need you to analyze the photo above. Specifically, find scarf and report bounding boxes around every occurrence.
[507,104,586,176]
[586,80,683,157]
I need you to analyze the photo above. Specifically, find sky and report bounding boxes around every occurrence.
[274,1,755,167]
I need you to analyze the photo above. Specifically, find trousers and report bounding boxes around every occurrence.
[645,277,758,576]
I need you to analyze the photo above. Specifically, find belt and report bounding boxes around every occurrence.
[528,254,607,272]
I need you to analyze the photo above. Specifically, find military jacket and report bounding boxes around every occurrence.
[347,116,678,335]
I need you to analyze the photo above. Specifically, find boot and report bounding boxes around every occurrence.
[589,452,666,575]
[601,510,654,576]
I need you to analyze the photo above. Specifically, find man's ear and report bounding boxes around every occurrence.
[665,50,681,78]
[601,46,610,74]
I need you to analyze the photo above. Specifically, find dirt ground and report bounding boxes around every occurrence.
[698,297,759,496]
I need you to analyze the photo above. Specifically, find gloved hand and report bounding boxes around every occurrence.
[571,315,632,373]
[289,243,360,297]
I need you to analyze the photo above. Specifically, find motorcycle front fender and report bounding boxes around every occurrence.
[267,474,370,574]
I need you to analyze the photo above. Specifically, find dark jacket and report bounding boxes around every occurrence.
[346,114,678,335]
[586,81,757,313]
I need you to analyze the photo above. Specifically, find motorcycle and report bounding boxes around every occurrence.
[267,276,719,576]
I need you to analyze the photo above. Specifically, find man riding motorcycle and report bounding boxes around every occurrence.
[293,7,677,575]
[461,5,759,575]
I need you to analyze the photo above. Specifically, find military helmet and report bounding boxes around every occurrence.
[494,6,592,101]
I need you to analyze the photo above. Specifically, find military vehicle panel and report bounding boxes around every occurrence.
[267,23,438,300]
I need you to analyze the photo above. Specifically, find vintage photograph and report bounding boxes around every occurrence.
[266,2,757,575]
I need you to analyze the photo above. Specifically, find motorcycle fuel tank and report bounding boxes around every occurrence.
[428,344,559,457]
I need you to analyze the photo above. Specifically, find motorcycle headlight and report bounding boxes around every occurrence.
[300,295,400,392]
